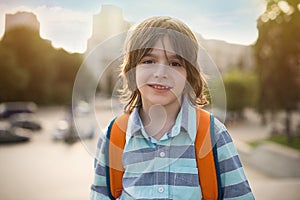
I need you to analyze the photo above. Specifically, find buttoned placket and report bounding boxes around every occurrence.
[152,142,171,198]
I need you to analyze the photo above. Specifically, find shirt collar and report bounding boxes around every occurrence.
[126,96,197,142]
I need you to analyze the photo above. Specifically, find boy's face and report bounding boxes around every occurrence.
[135,36,187,108]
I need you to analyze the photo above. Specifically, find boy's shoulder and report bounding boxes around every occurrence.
[213,116,227,132]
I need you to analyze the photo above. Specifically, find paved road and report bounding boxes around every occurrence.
[228,110,300,200]
[0,101,299,200]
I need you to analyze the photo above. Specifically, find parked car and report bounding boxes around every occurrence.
[52,119,74,138]
[0,102,37,119]
[0,122,30,144]
[9,113,42,131]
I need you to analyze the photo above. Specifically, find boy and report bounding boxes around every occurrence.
[91,16,254,200]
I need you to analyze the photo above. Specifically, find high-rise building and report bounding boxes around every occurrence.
[87,5,130,52]
[5,11,40,33]
[85,5,131,95]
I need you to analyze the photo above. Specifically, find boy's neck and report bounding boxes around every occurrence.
[139,99,182,140]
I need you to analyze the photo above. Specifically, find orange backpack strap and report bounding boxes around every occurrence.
[195,109,222,200]
[106,109,221,200]
[105,113,129,200]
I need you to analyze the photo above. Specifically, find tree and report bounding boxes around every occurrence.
[0,44,29,101]
[0,26,83,105]
[254,0,300,143]
[1,26,57,103]
[223,70,258,122]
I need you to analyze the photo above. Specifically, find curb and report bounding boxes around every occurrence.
[235,140,300,178]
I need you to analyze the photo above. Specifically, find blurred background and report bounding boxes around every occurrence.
[0,0,299,199]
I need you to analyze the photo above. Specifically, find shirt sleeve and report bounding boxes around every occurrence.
[90,132,111,200]
[214,118,255,200]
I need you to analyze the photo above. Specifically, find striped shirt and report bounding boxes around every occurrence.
[91,99,254,200]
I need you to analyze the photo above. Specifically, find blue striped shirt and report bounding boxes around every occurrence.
[91,99,254,200]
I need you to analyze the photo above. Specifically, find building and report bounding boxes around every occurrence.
[87,5,130,52]
[197,35,254,73]
[5,11,40,33]
[85,5,131,95]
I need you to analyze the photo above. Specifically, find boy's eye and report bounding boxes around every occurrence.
[170,61,182,67]
[141,59,155,64]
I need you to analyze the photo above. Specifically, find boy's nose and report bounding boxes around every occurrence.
[153,64,168,79]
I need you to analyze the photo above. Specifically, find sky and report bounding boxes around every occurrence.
[0,0,266,53]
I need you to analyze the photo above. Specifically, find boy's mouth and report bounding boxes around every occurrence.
[148,84,171,90]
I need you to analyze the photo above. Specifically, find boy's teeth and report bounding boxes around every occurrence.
[153,85,168,89]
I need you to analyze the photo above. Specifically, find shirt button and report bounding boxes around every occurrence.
[159,151,166,158]
[158,187,164,193]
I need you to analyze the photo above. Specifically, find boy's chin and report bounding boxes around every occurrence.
[145,96,181,107]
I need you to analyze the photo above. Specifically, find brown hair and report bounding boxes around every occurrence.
[120,16,208,113]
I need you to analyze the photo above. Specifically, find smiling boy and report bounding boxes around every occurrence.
[90,16,254,200]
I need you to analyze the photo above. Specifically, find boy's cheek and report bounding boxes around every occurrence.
[135,68,149,88]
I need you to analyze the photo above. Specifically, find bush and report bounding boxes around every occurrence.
[223,70,258,118]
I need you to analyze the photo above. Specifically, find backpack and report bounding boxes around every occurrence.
[105,108,222,200]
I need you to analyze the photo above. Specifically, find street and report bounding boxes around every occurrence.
[0,99,299,200]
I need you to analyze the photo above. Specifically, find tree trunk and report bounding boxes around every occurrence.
[260,111,267,126]
[270,111,279,136]
[285,110,292,145]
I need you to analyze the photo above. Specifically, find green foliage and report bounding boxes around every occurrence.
[249,135,300,151]
[223,70,258,113]
[255,0,300,112]
[0,44,29,101]
[254,0,300,143]
[0,26,83,105]
[268,135,300,150]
